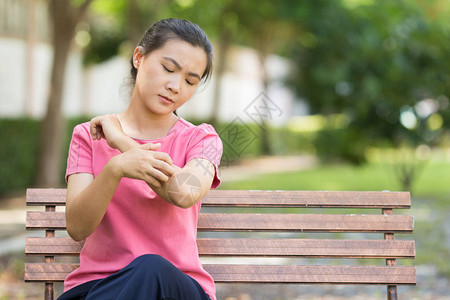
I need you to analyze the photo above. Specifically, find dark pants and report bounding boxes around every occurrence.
[57,254,211,300]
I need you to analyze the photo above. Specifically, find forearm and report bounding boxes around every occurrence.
[103,133,203,208]
[66,159,122,241]
[112,134,141,152]
[110,135,180,204]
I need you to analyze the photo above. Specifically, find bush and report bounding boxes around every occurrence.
[0,117,90,197]
[0,119,40,196]
[314,128,369,165]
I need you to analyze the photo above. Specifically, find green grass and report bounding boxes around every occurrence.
[220,161,450,207]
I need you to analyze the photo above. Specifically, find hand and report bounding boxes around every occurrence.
[90,114,126,149]
[111,143,175,187]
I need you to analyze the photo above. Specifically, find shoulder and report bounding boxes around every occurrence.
[70,122,92,143]
[72,122,91,134]
[176,117,220,138]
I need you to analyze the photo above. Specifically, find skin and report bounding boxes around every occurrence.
[66,39,216,242]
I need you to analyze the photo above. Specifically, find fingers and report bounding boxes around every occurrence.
[152,159,175,177]
[90,116,103,140]
[139,142,174,166]
[140,142,161,151]
[144,175,162,188]
[139,151,175,185]
[151,150,173,166]
[145,167,170,185]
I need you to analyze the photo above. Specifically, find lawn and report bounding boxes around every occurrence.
[220,160,450,207]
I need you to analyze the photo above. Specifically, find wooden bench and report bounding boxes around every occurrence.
[25,188,416,300]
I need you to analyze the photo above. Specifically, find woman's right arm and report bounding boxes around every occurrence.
[66,156,122,242]
[66,143,174,242]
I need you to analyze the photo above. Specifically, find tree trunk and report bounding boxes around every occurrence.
[127,0,141,44]
[258,52,272,155]
[209,28,231,128]
[35,0,92,187]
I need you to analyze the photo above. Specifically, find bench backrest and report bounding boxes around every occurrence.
[25,189,416,300]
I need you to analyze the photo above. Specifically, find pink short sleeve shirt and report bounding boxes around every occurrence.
[64,117,223,300]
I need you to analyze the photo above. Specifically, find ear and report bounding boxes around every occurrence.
[133,46,144,69]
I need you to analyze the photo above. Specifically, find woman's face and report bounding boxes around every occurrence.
[132,39,208,116]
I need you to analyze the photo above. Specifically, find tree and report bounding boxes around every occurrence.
[83,0,172,66]
[289,0,449,162]
[232,0,298,155]
[287,0,450,190]
[36,0,94,187]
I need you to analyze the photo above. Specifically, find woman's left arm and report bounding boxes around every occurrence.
[151,158,215,208]
[90,115,215,208]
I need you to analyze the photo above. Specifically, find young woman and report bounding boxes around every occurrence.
[58,18,222,300]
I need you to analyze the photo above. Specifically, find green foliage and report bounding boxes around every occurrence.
[83,25,127,66]
[82,0,173,65]
[0,119,40,196]
[314,128,369,164]
[288,0,450,160]
[0,117,90,196]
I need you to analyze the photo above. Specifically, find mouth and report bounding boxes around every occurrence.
[159,95,174,103]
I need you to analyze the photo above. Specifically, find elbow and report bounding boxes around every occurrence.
[168,187,199,209]
[66,213,88,242]
[176,199,194,209]
[67,225,86,242]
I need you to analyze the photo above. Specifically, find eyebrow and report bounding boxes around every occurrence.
[163,56,201,80]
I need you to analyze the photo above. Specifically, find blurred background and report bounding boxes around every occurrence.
[0,0,449,299]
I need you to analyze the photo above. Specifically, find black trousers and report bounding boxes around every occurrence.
[57,254,211,300]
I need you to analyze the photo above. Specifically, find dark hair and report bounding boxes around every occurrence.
[130,18,213,86]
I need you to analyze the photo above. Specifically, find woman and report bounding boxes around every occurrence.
[58,18,222,300]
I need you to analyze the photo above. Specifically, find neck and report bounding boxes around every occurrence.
[119,92,179,140]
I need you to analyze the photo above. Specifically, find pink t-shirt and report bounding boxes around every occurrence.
[64,117,222,300]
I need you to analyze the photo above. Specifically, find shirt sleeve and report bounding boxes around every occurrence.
[65,124,94,182]
[185,123,223,189]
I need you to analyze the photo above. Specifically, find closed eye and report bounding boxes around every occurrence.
[162,65,173,73]
[185,79,194,86]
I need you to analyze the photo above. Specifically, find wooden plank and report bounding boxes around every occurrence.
[25,238,84,255]
[26,212,66,230]
[197,239,416,258]
[24,263,79,282]
[26,189,67,206]
[202,190,411,208]
[198,214,414,233]
[204,265,417,285]
[25,237,415,259]
[26,189,411,208]
[25,263,416,285]
[26,212,414,233]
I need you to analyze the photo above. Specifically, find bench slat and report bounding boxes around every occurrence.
[26,212,414,233]
[26,189,67,206]
[25,263,79,282]
[203,190,411,208]
[26,237,415,258]
[197,238,416,258]
[26,189,411,208]
[205,265,417,285]
[198,213,413,233]
[26,238,84,255]
[24,263,416,285]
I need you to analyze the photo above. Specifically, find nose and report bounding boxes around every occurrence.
[166,75,181,94]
